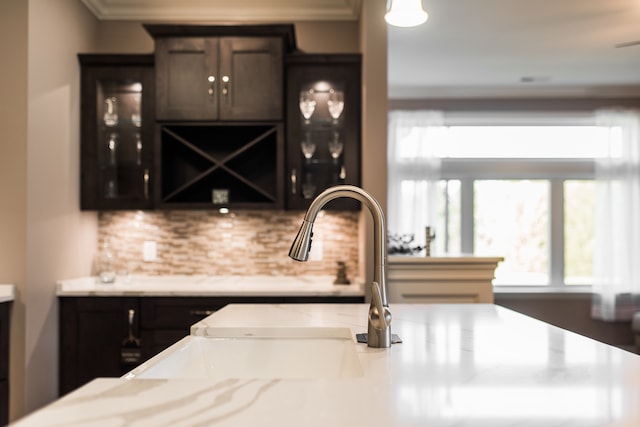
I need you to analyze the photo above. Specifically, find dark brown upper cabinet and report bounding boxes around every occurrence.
[285,54,362,211]
[145,24,296,122]
[79,54,155,210]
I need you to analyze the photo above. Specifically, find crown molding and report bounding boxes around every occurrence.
[388,84,640,100]
[81,0,362,22]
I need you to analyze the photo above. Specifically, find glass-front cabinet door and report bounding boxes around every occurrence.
[79,54,155,210]
[285,54,362,210]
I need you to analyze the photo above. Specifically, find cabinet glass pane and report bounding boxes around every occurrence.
[296,80,347,200]
[96,80,146,200]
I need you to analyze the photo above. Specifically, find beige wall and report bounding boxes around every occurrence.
[95,21,154,52]
[24,0,99,417]
[358,1,388,287]
[0,0,28,420]
[294,21,359,53]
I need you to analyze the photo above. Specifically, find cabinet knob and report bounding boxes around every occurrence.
[221,75,230,97]
[189,309,216,317]
[207,75,216,97]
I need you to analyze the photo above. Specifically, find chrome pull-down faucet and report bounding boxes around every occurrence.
[288,185,392,348]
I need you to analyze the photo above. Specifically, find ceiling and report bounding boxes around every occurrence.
[389,0,640,98]
[82,0,640,99]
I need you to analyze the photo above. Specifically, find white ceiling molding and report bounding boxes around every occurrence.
[388,85,640,100]
[81,0,362,22]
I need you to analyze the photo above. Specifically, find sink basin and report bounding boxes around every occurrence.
[127,327,364,380]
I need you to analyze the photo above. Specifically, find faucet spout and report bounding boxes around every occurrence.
[288,185,392,348]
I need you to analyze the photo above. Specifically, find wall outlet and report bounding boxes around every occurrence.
[143,241,157,262]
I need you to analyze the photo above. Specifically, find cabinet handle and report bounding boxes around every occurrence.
[143,169,150,200]
[189,309,216,317]
[291,168,297,195]
[207,75,216,97]
[221,75,230,97]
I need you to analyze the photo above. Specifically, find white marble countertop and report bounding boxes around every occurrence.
[13,303,640,426]
[56,275,364,297]
[388,254,504,264]
[0,284,15,303]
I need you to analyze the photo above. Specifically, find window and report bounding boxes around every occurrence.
[388,111,605,288]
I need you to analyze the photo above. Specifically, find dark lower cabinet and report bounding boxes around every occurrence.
[0,302,11,426]
[59,294,363,395]
[139,297,229,359]
[59,298,139,396]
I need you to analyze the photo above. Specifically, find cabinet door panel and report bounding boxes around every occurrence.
[140,297,226,329]
[59,297,140,395]
[285,55,362,210]
[219,37,283,121]
[156,38,219,121]
[0,379,6,426]
[0,303,8,426]
[79,55,155,210]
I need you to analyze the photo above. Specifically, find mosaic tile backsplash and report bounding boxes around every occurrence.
[98,210,360,279]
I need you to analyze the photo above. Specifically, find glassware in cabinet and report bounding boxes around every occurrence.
[79,54,155,210]
[285,54,361,210]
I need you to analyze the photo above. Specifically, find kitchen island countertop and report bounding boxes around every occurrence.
[0,284,15,303]
[12,303,640,426]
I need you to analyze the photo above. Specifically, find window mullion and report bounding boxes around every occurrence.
[461,178,474,253]
[550,179,565,287]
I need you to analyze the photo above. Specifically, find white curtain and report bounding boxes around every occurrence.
[387,110,443,249]
[592,109,640,321]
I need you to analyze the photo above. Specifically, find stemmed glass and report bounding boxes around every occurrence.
[327,89,344,121]
[131,94,142,127]
[135,132,142,165]
[302,173,316,199]
[299,89,316,122]
[103,97,119,127]
[108,133,118,165]
[300,132,316,159]
[328,131,344,159]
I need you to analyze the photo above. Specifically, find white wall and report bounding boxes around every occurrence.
[24,0,99,416]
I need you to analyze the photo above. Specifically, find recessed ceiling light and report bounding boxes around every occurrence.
[520,76,550,83]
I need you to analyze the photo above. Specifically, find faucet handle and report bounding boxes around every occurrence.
[369,281,391,330]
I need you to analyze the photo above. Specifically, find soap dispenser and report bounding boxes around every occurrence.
[98,240,116,284]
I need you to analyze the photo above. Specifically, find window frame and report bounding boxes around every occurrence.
[397,111,599,289]
[440,159,594,289]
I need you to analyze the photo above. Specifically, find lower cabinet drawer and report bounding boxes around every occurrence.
[140,297,227,329]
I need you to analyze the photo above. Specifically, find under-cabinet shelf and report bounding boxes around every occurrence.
[156,123,284,209]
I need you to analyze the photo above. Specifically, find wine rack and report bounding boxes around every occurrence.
[157,124,284,209]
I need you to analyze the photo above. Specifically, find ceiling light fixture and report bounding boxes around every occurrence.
[385,0,428,27]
